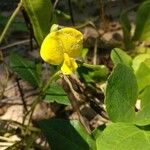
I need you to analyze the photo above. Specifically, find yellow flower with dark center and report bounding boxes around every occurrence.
[40,27,83,75]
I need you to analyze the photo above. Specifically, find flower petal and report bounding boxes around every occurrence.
[61,53,78,75]
[40,34,64,65]
[58,28,83,58]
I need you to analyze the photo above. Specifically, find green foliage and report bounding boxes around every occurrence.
[77,64,109,83]
[120,11,133,49]
[44,83,70,105]
[3,0,150,149]
[135,102,150,125]
[96,123,150,150]
[92,125,106,140]
[132,54,150,92]
[22,0,56,46]
[0,13,27,32]
[105,64,138,122]
[111,48,132,66]
[140,85,150,107]
[132,54,150,72]
[9,53,41,87]
[133,0,150,41]
[38,119,96,150]
[120,0,150,48]
[135,85,150,125]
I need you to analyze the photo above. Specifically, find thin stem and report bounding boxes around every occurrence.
[0,1,22,44]
[99,0,107,30]
[53,0,60,9]
[16,77,28,111]
[93,38,98,65]
[42,71,61,93]
[0,39,30,50]
[22,96,40,125]
[62,75,91,133]
[68,0,75,26]
[82,62,103,70]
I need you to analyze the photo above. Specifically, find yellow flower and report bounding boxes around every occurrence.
[40,27,83,75]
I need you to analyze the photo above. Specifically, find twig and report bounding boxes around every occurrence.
[22,96,40,125]
[0,136,19,143]
[0,51,9,99]
[22,9,35,49]
[53,0,60,9]
[68,0,75,26]
[0,142,14,146]
[62,75,91,133]
[1,90,38,105]
[99,0,107,30]
[89,100,109,120]
[0,39,30,50]
[29,24,34,50]
[16,77,28,111]
[93,38,98,65]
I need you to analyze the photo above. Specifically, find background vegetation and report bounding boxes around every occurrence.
[0,0,150,149]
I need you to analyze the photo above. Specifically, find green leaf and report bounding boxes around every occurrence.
[96,123,150,150]
[140,85,150,107]
[22,0,56,46]
[77,64,109,83]
[106,64,138,122]
[134,85,150,126]
[135,62,150,92]
[132,54,150,72]
[135,103,150,126]
[120,11,133,49]
[111,48,132,66]
[133,0,150,41]
[92,124,106,140]
[38,119,96,150]
[133,54,150,92]
[44,83,70,105]
[10,53,41,87]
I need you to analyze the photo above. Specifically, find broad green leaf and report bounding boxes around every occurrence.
[22,0,56,46]
[132,54,150,72]
[135,85,150,125]
[96,123,150,150]
[44,83,70,105]
[135,103,150,126]
[38,119,96,150]
[135,62,150,92]
[106,64,138,122]
[133,54,150,92]
[120,11,133,49]
[111,48,132,66]
[133,1,150,41]
[92,124,106,140]
[10,53,41,87]
[140,85,150,107]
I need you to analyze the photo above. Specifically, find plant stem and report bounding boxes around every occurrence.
[82,62,105,70]
[68,0,75,25]
[0,1,22,44]
[42,71,61,93]
[93,38,98,65]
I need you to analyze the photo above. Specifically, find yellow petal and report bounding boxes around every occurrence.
[40,34,64,65]
[61,53,78,75]
[40,27,83,66]
[58,28,83,58]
